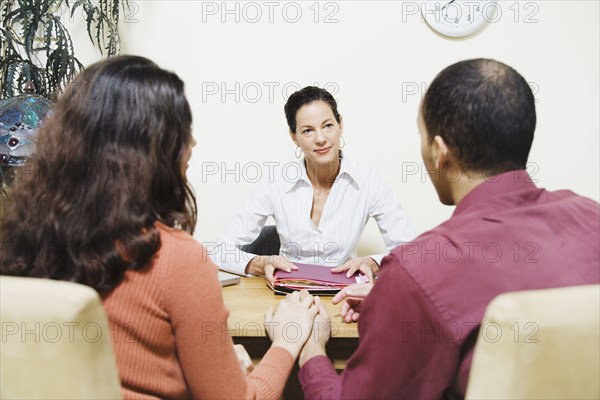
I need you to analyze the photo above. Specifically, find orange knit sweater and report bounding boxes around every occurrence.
[102,222,293,399]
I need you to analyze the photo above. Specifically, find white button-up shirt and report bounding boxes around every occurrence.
[210,157,416,275]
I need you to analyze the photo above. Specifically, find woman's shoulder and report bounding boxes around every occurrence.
[153,221,220,286]
[263,160,305,184]
[151,222,224,319]
[155,221,209,263]
[156,221,196,242]
[244,160,307,195]
[341,158,385,187]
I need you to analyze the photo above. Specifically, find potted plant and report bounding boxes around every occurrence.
[1,0,129,99]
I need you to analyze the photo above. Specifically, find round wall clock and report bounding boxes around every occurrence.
[421,1,498,38]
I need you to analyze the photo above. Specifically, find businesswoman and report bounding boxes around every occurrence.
[213,86,416,283]
[0,56,318,399]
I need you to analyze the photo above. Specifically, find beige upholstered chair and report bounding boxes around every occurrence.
[1,276,122,399]
[466,284,600,400]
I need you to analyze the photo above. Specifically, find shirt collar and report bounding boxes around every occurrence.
[284,151,360,193]
[337,154,361,189]
[453,169,539,216]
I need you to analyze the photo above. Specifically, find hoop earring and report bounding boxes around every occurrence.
[295,146,303,159]
[340,136,345,149]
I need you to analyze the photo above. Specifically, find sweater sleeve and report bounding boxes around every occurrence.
[162,230,294,399]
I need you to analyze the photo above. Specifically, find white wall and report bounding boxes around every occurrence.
[68,1,600,252]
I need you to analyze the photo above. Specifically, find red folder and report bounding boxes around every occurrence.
[273,262,370,296]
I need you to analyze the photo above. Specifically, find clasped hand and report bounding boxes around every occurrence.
[263,283,374,368]
[264,290,331,361]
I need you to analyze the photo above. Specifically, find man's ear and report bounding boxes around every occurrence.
[432,135,450,168]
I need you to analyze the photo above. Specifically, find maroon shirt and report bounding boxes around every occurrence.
[299,170,600,399]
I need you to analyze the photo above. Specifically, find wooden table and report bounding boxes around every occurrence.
[222,277,359,399]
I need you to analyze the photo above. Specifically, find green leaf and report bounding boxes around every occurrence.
[1,0,124,97]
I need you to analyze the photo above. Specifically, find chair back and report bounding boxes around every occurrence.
[241,225,280,256]
[1,275,122,399]
[466,284,600,399]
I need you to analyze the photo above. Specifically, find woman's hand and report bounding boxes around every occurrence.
[299,296,331,367]
[331,256,379,283]
[331,282,373,323]
[246,255,297,286]
[264,290,318,358]
[234,344,254,375]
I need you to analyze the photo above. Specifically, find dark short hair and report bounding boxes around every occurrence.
[284,86,341,133]
[422,59,536,173]
[0,55,197,294]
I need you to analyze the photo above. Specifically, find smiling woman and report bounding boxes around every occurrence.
[212,86,417,286]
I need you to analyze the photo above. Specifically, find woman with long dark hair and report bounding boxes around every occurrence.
[0,55,318,399]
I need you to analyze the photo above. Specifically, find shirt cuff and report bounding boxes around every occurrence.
[368,253,386,267]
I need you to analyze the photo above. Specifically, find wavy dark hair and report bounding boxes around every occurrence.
[0,55,197,294]
[284,86,341,133]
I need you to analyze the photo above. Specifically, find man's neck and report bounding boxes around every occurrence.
[450,170,489,205]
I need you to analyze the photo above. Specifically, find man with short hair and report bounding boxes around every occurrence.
[298,59,600,399]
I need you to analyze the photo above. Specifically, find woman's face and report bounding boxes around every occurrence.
[181,135,196,179]
[291,101,343,166]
